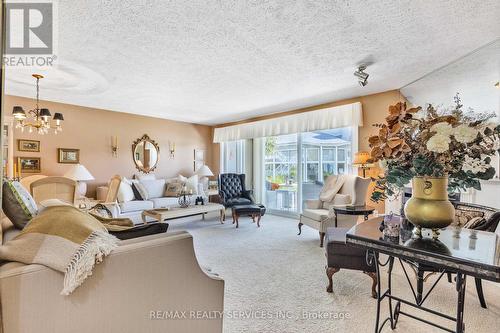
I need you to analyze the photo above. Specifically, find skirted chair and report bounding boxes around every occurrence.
[218,173,255,208]
[299,175,371,247]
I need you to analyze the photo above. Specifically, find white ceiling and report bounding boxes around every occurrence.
[5,0,500,125]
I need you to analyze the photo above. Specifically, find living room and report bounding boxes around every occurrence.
[0,1,499,333]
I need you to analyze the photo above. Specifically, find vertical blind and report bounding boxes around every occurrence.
[213,102,362,143]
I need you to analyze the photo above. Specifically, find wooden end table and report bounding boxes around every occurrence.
[331,205,375,227]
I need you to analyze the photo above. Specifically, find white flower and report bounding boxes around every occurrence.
[426,134,451,153]
[453,124,478,143]
[430,122,453,136]
[462,156,489,174]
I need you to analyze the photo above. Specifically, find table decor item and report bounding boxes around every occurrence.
[369,95,500,238]
[178,189,191,208]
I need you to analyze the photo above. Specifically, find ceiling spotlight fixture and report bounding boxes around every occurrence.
[354,65,369,87]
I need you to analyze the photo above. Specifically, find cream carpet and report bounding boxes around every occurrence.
[168,213,500,333]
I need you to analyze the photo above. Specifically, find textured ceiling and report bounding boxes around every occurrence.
[5,0,500,125]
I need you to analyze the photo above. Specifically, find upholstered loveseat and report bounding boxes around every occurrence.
[0,217,224,333]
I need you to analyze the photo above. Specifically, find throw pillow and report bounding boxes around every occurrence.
[132,182,149,200]
[117,179,135,203]
[2,180,38,229]
[319,175,346,202]
[178,174,198,195]
[455,208,484,226]
[165,182,183,197]
[140,179,166,199]
[463,216,487,229]
[135,173,156,181]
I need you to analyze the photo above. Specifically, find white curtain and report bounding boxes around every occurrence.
[213,102,362,143]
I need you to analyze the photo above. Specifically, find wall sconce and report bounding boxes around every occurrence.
[169,141,176,159]
[111,135,118,157]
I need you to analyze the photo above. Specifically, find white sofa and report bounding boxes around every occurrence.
[104,174,198,225]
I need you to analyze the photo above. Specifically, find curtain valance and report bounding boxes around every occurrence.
[213,102,362,143]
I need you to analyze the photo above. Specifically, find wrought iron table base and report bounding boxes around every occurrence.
[367,250,466,333]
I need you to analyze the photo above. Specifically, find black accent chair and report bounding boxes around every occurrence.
[218,173,255,208]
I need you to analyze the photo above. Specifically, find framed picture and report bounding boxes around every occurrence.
[18,157,41,173]
[58,148,80,164]
[194,149,205,161]
[18,139,40,152]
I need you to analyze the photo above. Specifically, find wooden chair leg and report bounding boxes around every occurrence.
[364,272,378,298]
[447,272,453,283]
[326,267,340,293]
[475,278,487,309]
[256,214,261,227]
[297,222,303,235]
[319,232,325,248]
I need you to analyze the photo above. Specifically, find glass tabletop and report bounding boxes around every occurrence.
[347,217,500,278]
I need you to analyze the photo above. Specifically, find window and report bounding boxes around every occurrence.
[221,140,245,173]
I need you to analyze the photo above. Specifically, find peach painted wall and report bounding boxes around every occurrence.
[6,95,214,198]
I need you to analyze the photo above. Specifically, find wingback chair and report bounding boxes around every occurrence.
[298,175,371,247]
[218,173,255,208]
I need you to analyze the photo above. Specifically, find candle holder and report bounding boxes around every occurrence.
[169,141,175,159]
[178,191,191,208]
[111,136,118,157]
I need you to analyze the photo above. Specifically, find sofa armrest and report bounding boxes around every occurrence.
[304,199,322,209]
[100,201,121,217]
[0,231,224,333]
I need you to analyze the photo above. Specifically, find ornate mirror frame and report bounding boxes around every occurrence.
[132,134,160,173]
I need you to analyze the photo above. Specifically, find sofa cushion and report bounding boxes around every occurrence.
[2,181,38,229]
[301,208,329,221]
[119,200,154,213]
[320,175,345,202]
[140,179,166,199]
[117,179,135,203]
[150,197,179,209]
[322,194,352,209]
[135,173,156,181]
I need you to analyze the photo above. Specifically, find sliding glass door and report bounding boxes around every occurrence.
[262,127,354,217]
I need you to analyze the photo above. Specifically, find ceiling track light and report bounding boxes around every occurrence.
[354,65,369,87]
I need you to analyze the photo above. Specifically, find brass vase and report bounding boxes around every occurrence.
[404,177,455,239]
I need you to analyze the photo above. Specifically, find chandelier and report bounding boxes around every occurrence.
[12,74,64,135]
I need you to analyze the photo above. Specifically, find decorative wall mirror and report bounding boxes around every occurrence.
[132,134,159,173]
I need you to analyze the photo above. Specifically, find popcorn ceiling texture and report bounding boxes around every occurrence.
[5,0,500,125]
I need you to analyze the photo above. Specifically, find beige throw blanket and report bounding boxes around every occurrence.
[0,206,119,295]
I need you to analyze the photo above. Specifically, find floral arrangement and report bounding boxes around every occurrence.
[369,95,500,202]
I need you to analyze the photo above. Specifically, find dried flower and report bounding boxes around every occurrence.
[430,122,453,136]
[426,134,451,153]
[453,124,478,143]
[462,156,489,174]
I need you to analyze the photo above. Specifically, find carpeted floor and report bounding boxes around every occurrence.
[168,213,500,333]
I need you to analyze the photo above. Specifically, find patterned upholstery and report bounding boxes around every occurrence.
[218,173,255,208]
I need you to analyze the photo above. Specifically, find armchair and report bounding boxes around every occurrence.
[218,173,255,208]
[299,175,371,247]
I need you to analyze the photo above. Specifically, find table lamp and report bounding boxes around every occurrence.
[64,164,95,197]
[353,151,375,178]
[195,165,214,193]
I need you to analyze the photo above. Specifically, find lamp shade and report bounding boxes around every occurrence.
[353,151,371,165]
[195,165,214,177]
[12,106,26,119]
[40,108,51,118]
[64,164,94,181]
[53,112,64,121]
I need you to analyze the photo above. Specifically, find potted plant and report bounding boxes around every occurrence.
[369,95,500,238]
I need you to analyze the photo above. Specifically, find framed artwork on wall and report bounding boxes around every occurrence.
[18,157,41,173]
[58,148,80,164]
[194,149,205,171]
[18,139,40,152]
